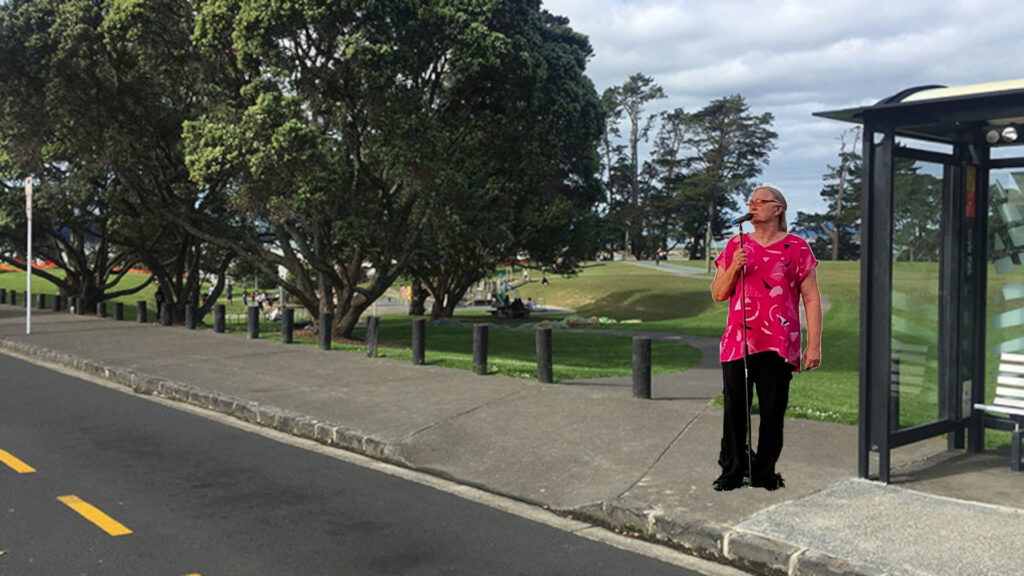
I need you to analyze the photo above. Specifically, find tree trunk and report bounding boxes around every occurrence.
[409,283,427,316]
[833,154,847,261]
[705,199,715,273]
[333,304,365,340]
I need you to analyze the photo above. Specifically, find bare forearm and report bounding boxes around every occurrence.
[804,298,822,350]
[711,266,740,301]
[799,269,823,370]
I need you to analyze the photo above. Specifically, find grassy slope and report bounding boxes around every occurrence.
[515,261,860,423]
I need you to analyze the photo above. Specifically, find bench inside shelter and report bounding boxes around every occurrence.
[973,352,1024,471]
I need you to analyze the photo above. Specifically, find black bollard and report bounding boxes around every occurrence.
[632,337,652,399]
[247,306,259,339]
[96,301,107,318]
[52,294,62,312]
[136,301,147,323]
[411,318,426,365]
[114,301,124,321]
[0,288,6,304]
[22,291,28,308]
[473,324,489,375]
[161,302,173,326]
[214,304,226,333]
[36,293,46,310]
[185,304,196,330]
[536,328,553,383]
[9,290,16,307]
[319,312,333,350]
[365,316,380,358]
[281,307,294,343]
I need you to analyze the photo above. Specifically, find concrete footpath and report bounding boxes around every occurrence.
[1,307,1022,576]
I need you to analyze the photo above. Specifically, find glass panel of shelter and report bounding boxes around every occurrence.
[890,157,947,431]
[984,168,1024,441]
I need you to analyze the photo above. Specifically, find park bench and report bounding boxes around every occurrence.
[973,352,1024,471]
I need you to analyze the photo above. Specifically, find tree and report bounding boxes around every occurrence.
[892,156,942,262]
[604,73,665,258]
[0,0,227,314]
[599,87,624,209]
[0,166,150,308]
[0,0,235,320]
[402,9,603,319]
[186,0,602,335]
[0,0,137,308]
[683,95,777,271]
[102,0,237,321]
[644,107,691,254]
[792,128,862,261]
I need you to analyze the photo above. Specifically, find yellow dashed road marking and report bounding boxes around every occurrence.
[57,495,132,536]
[0,449,36,474]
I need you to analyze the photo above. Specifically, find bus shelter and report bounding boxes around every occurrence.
[816,79,1024,482]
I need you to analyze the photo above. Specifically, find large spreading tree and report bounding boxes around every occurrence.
[406,10,604,318]
[0,0,232,317]
[186,0,603,335]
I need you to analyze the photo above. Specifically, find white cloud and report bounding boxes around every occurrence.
[543,0,1024,215]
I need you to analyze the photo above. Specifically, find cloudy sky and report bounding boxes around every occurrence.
[543,0,1024,217]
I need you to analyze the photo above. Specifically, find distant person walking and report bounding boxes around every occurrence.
[709,184,822,492]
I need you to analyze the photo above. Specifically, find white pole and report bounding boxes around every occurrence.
[25,177,32,335]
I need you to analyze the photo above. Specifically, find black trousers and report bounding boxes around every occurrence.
[719,351,793,483]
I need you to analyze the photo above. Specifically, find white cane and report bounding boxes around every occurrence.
[737,223,753,484]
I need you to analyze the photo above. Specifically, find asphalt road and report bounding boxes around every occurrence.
[0,354,728,576]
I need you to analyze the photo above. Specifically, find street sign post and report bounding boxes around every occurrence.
[25,177,32,335]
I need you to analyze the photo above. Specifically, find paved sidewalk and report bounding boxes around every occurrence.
[1,307,1022,576]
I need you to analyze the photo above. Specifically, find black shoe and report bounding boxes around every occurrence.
[750,473,785,491]
[712,475,746,492]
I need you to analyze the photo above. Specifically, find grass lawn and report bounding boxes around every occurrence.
[211,314,699,382]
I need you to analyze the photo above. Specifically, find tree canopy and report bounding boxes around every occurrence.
[1,1,796,332]
[600,86,777,264]
[792,128,862,261]
[0,0,227,313]
[184,0,604,333]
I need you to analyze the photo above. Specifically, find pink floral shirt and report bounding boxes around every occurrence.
[714,233,817,370]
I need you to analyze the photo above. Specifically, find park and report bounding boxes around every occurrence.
[2,1,1024,575]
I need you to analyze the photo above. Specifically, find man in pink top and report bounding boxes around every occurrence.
[710,185,822,491]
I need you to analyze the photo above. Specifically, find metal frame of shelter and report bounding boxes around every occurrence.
[816,79,1024,482]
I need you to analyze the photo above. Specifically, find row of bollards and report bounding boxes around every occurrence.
[405,320,653,398]
[0,286,655,398]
